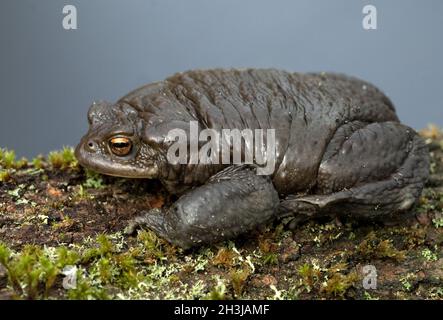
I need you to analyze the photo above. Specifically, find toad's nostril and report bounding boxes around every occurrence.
[86,140,97,152]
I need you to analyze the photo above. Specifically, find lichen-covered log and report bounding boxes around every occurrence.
[0,125,442,300]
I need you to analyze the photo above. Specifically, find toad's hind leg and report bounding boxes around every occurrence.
[126,165,280,249]
[279,121,429,222]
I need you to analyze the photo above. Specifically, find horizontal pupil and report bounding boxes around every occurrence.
[113,143,129,148]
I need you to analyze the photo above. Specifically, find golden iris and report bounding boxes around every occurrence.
[109,136,132,156]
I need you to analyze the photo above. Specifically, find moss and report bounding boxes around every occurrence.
[112,251,141,288]
[297,263,321,290]
[295,259,361,299]
[81,234,116,263]
[48,147,78,170]
[355,231,406,261]
[0,244,63,299]
[258,237,279,265]
[417,192,438,213]
[0,169,12,182]
[204,276,228,300]
[67,272,111,300]
[193,248,213,273]
[136,230,166,263]
[258,237,278,253]
[428,287,443,299]
[15,157,28,169]
[263,253,279,265]
[72,185,93,201]
[363,291,379,300]
[282,284,300,300]
[391,226,427,249]
[83,169,104,189]
[0,148,16,169]
[421,247,438,261]
[212,247,237,268]
[230,267,250,297]
[52,216,75,230]
[55,246,81,266]
[0,233,177,299]
[32,156,44,169]
[399,273,416,292]
[420,124,441,140]
[320,271,358,298]
[0,148,27,170]
[433,217,443,228]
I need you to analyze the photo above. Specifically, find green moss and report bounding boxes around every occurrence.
[433,217,443,228]
[0,233,178,299]
[297,263,321,290]
[230,267,250,297]
[363,291,379,300]
[428,287,443,299]
[137,230,166,262]
[113,251,141,288]
[81,234,116,263]
[204,276,228,300]
[212,247,237,268]
[67,271,111,300]
[55,246,81,266]
[192,248,213,273]
[48,147,78,170]
[0,148,16,169]
[96,257,118,284]
[7,185,23,198]
[263,252,279,265]
[72,185,93,201]
[320,271,358,298]
[399,273,415,292]
[295,259,360,298]
[83,169,104,189]
[0,244,63,299]
[421,248,438,261]
[52,216,75,230]
[355,232,406,261]
[258,237,280,265]
[32,156,44,169]
[0,169,11,182]
[0,234,150,299]
[282,284,300,300]
[15,157,28,169]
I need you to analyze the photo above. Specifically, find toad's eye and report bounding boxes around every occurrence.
[109,136,132,156]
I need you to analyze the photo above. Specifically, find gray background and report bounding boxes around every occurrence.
[0,0,442,158]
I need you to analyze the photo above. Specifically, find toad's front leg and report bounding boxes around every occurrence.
[126,165,280,249]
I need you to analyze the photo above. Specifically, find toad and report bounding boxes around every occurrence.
[75,69,429,248]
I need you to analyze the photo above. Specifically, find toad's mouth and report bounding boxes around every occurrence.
[75,143,159,179]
